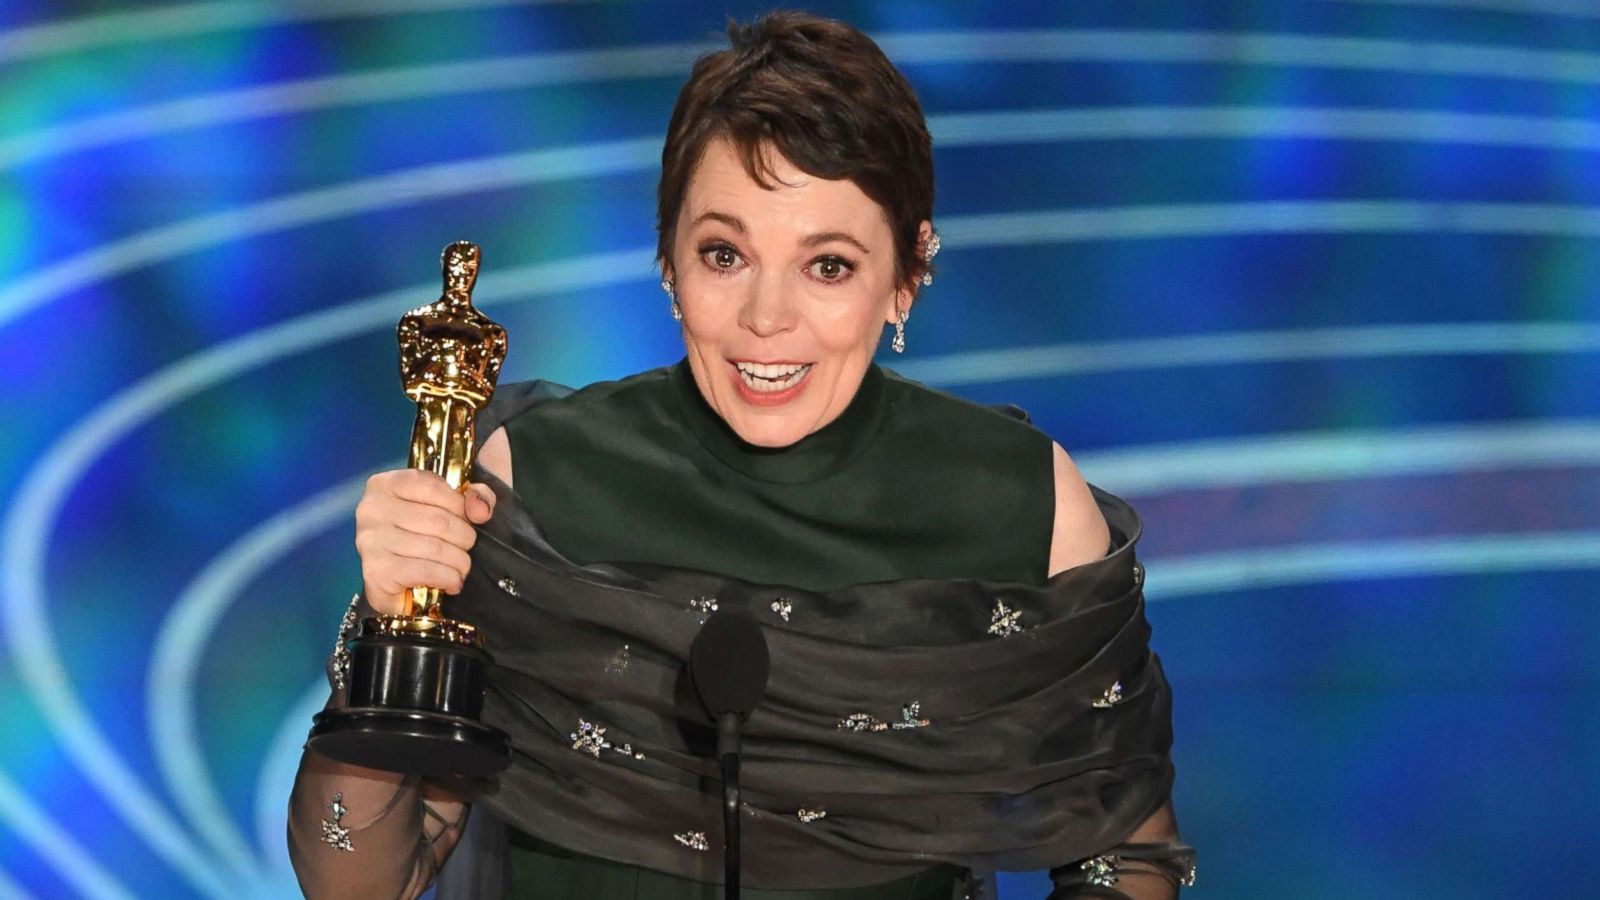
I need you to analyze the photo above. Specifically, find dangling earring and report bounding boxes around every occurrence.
[661,277,681,321]
[919,227,941,286]
[892,307,908,354]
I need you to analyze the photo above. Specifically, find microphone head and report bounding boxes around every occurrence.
[689,609,771,717]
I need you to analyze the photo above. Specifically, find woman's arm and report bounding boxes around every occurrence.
[286,427,513,898]
[1047,442,1110,576]
[287,687,471,899]
[1045,443,1193,898]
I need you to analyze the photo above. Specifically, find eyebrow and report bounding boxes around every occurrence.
[690,211,872,256]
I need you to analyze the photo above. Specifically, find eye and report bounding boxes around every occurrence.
[807,255,856,283]
[698,241,744,275]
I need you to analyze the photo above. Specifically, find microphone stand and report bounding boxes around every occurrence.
[718,712,742,899]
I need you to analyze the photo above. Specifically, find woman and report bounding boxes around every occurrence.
[289,11,1194,899]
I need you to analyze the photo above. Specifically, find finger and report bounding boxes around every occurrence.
[389,499,478,551]
[387,469,466,517]
[381,559,466,596]
[464,483,496,523]
[382,531,474,580]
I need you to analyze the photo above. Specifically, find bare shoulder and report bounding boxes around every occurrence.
[1048,441,1110,577]
[477,425,513,489]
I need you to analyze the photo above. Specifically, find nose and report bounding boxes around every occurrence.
[737,269,798,338]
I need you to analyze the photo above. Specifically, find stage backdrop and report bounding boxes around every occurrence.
[2,1,1597,897]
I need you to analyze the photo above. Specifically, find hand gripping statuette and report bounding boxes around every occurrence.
[309,241,512,777]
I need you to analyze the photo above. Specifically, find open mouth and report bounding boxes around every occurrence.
[732,360,813,393]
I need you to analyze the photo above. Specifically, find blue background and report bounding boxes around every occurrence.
[1,1,1597,897]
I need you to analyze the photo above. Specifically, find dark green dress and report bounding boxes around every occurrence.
[494,359,1056,899]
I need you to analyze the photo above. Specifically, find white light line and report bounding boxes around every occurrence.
[932,106,1600,152]
[254,678,350,879]
[872,29,1600,84]
[0,0,596,66]
[19,94,1600,176]
[891,322,1600,387]
[9,120,1600,335]
[0,866,35,900]
[1074,419,1600,496]
[0,135,659,332]
[0,42,711,170]
[1149,531,1600,600]
[0,769,134,899]
[0,249,648,898]
[1319,0,1600,21]
[20,20,1600,170]
[149,479,366,879]
[938,201,1600,248]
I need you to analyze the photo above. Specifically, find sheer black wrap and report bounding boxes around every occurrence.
[440,469,1187,890]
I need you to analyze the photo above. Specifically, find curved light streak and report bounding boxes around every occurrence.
[149,478,366,880]
[942,201,1600,247]
[18,93,1600,178]
[1072,419,1600,496]
[1321,0,1600,21]
[254,678,350,880]
[0,135,659,333]
[0,249,647,898]
[893,321,1600,387]
[876,29,1600,86]
[0,42,711,171]
[0,768,132,899]
[0,868,35,900]
[17,22,1600,169]
[1150,530,1600,600]
[11,114,1600,334]
[0,0,586,66]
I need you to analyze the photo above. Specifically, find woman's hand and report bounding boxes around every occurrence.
[353,469,497,615]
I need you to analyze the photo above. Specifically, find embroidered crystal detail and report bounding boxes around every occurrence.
[1081,853,1119,887]
[1182,864,1197,887]
[674,830,709,851]
[496,577,520,597]
[770,599,793,622]
[1092,681,1124,709]
[689,596,719,622]
[330,594,361,691]
[837,712,889,733]
[988,599,1023,637]
[797,808,827,822]
[569,719,644,760]
[570,719,612,757]
[606,643,631,675]
[891,701,929,730]
[320,792,353,852]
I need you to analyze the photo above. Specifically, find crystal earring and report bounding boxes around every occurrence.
[919,228,941,286]
[661,277,681,321]
[892,308,908,354]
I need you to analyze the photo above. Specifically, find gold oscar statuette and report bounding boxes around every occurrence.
[308,241,512,777]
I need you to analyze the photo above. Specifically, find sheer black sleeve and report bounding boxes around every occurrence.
[1047,801,1197,898]
[285,595,471,900]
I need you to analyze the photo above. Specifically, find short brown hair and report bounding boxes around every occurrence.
[656,11,935,291]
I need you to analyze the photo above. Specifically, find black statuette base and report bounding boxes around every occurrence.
[308,631,510,778]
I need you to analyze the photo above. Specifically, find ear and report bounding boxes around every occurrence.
[887,219,935,324]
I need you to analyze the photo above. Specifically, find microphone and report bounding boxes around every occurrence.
[689,609,770,899]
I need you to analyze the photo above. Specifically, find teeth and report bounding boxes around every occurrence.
[736,361,807,379]
[735,361,811,392]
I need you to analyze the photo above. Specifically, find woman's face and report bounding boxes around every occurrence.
[669,138,922,448]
